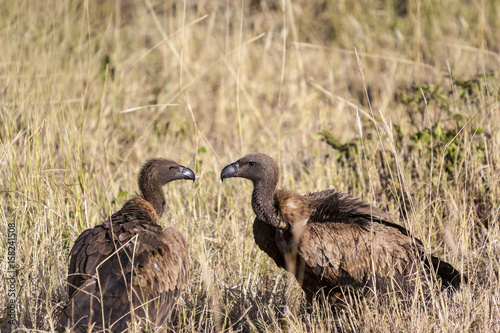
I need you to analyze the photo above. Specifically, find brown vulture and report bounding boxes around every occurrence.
[221,153,464,303]
[60,158,195,332]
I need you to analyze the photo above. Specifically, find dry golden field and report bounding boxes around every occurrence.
[1,0,499,331]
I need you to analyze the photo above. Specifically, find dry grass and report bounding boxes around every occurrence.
[1,0,499,331]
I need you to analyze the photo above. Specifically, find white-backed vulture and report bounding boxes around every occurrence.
[60,158,195,332]
[220,153,464,303]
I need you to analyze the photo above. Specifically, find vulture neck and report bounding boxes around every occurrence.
[140,181,166,219]
[252,179,280,228]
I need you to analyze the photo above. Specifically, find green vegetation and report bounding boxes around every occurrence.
[0,0,499,331]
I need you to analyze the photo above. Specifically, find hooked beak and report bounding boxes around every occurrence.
[220,162,239,182]
[179,165,195,182]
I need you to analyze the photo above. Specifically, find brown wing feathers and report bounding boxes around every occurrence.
[220,152,465,304]
[60,158,194,332]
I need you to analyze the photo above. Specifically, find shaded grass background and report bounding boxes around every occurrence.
[0,0,499,331]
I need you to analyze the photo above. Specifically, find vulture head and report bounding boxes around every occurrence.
[139,158,195,188]
[221,153,281,227]
[220,153,278,186]
[138,158,195,217]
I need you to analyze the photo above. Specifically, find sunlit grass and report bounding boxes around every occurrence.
[0,0,499,331]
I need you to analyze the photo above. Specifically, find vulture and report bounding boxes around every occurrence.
[221,153,464,303]
[60,158,195,332]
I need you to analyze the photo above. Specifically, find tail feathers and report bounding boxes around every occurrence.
[428,255,466,290]
[59,279,179,332]
[59,278,131,333]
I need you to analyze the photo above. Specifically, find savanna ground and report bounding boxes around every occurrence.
[1,0,499,331]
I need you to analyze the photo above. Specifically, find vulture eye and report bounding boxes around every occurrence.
[248,162,256,166]
[169,166,175,171]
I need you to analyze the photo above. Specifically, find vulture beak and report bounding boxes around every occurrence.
[179,165,196,182]
[220,162,239,182]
